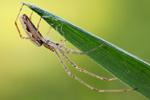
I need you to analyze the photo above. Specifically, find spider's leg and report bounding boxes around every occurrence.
[60,43,104,54]
[15,4,30,39]
[61,51,117,81]
[54,50,136,92]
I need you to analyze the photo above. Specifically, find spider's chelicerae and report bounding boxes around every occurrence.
[15,4,136,92]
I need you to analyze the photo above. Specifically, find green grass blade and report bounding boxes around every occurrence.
[23,2,150,99]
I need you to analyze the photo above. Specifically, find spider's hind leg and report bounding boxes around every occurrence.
[54,50,136,92]
[60,51,117,81]
[60,43,104,55]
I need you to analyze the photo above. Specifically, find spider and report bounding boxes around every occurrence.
[15,4,135,92]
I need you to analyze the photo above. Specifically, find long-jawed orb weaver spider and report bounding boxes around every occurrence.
[15,4,136,92]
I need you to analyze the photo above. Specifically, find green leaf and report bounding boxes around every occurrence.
[23,2,150,99]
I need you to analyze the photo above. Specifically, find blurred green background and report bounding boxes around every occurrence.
[0,0,149,100]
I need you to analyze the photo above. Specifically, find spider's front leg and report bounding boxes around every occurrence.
[15,4,30,40]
